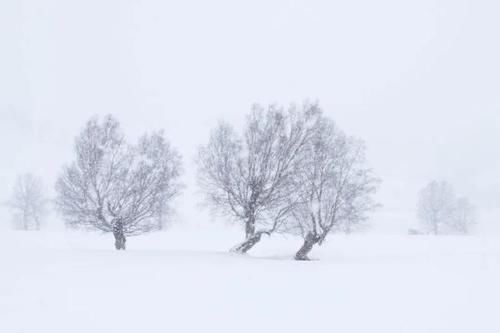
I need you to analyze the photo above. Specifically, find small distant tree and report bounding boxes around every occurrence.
[8,173,47,230]
[417,181,456,235]
[288,117,379,260]
[417,181,475,235]
[197,103,320,253]
[55,115,182,250]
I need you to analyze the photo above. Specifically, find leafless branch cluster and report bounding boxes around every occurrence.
[55,115,183,249]
[197,103,379,259]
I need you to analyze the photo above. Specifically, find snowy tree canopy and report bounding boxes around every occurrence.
[198,103,379,258]
[55,115,183,249]
[197,103,322,253]
[288,116,380,260]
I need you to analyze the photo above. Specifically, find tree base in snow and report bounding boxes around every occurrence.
[230,233,264,254]
[294,232,320,261]
[294,254,312,261]
[114,232,127,250]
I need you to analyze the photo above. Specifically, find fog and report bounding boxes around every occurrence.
[1,0,499,233]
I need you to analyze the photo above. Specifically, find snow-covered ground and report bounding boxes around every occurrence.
[1,227,499,333]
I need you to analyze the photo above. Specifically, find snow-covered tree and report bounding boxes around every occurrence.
[8,173,47,230]
[288,116,379,260]
[416,181,475,235]
[417,181,456,235]
[55,115,183,250]
[197,103,321,253]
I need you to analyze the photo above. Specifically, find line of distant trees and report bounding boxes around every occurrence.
[415,180,476,235]
[5,102,477,260]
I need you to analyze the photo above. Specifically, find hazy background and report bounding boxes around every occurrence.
[1,0,499,233]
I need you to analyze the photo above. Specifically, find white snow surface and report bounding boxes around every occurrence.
[1,226,499,333]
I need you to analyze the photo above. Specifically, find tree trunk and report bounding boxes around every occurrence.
[231,232,263,254]
[245,216,256,239]
[113,220,127,250]
[294,232,319,261]
[230,214,262,254]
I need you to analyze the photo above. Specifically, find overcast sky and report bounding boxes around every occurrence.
[1,0,499,233]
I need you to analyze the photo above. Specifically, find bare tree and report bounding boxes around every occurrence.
[8,173,47,230]
[289,117,379,260]
[55,115,182,250]
[416,181,457,235]
[197,103,321,253]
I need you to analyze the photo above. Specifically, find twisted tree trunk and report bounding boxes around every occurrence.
[231,232,263,254]
[113,220,126,250]
[231,214,263,254]
[295,232,320,261]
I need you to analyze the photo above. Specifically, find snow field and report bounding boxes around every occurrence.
[0,228,499,333]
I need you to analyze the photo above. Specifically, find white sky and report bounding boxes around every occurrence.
[1,0,499,233]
